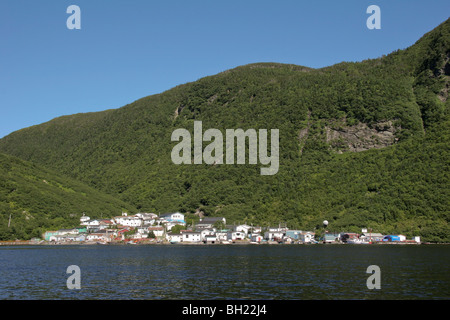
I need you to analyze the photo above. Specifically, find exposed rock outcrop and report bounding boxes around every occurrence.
[325,120,399,153]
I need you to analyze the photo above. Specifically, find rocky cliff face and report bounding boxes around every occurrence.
[325,120,399,153]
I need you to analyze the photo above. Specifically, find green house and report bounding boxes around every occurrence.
[76,226,87,233]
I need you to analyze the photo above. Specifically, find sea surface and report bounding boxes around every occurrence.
[0,244,449,300]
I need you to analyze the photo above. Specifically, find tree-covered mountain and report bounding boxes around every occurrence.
[0,19,448,241]
[0,152,136,240]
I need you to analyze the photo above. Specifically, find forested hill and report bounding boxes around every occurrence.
[0,19,449,241]
[0,152,136,240]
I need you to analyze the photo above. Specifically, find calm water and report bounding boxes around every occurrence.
[0,244,449,300]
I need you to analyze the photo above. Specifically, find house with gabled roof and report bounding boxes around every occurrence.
[195,217,226,229]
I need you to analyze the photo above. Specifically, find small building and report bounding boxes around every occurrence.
[80,214,90,225]
[195,217,226,229]
[268,226,288,233]
[165,220,186,231]
[136,226,148,235]
[167,233,182,243]
[251,234,263,242]
[215,231,229,241]
[85,219,101,228]
[264,231,284,241]
[138,213,158,226]
[160,212,185,223]
[200,229,215,241]
[383,235,406,242]
[324,233,340,243]
[43,231,58,241]
[113,215,142,227]
[228,231,246,241]
[147,226,165,237]
[86,233,108,241]
[361,232,384,242]
[181,231,202,243]
[204,234,218,244]
[74,234,86,242]
[286,230,303,240]
[75,226,87,233]
[57,228,79,235]
[340,233,359,243]
[98,219,115,229]
[235,224,253,235]
[299,231,315,243]
[130,233,147,240]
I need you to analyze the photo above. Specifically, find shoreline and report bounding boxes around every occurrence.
[1,240,448,246]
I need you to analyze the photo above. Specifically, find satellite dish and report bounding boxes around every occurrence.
[323,220,328,227]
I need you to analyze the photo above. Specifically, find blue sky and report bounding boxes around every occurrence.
[0,0,449,138]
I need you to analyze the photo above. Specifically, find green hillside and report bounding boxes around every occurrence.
[0,153,136,240]
[0,19,449,241]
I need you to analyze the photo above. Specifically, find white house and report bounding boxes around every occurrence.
[361,232,384,242]
[200,229,215,241]
[204,234,217,243]
[228,231,246,241]
[147,226,165,237]
[136,226,148,234]
[299,231,315,243]
[135,212,157,219]
[80,214,90,225]
[268,226,288,233]
[159,212,185,223]
[85,219,101,229]
[130,233,147,240]
[56,228,79,235]
[114,215,142,227]
[235,224,253,235]
[215,231,228,241]
[264,231,284,241]
[86,233,108,241]
[165,220,186,231]
[182,231,202,243]
[49,234,79,242]
[135,213,158,225]
[167,233,183,243]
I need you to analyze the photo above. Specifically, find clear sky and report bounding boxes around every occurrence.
[0,0,449,138]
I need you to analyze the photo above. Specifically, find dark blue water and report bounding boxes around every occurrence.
[0,244,449,299]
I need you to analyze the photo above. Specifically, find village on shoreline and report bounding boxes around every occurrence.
[1,211,426,246]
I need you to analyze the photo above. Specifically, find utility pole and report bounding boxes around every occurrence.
[8,213,11,228]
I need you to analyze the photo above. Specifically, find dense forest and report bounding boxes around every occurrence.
[0,153,135,240]
[0,19,448,241]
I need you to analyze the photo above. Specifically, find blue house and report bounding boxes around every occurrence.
[383,235,401,242]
